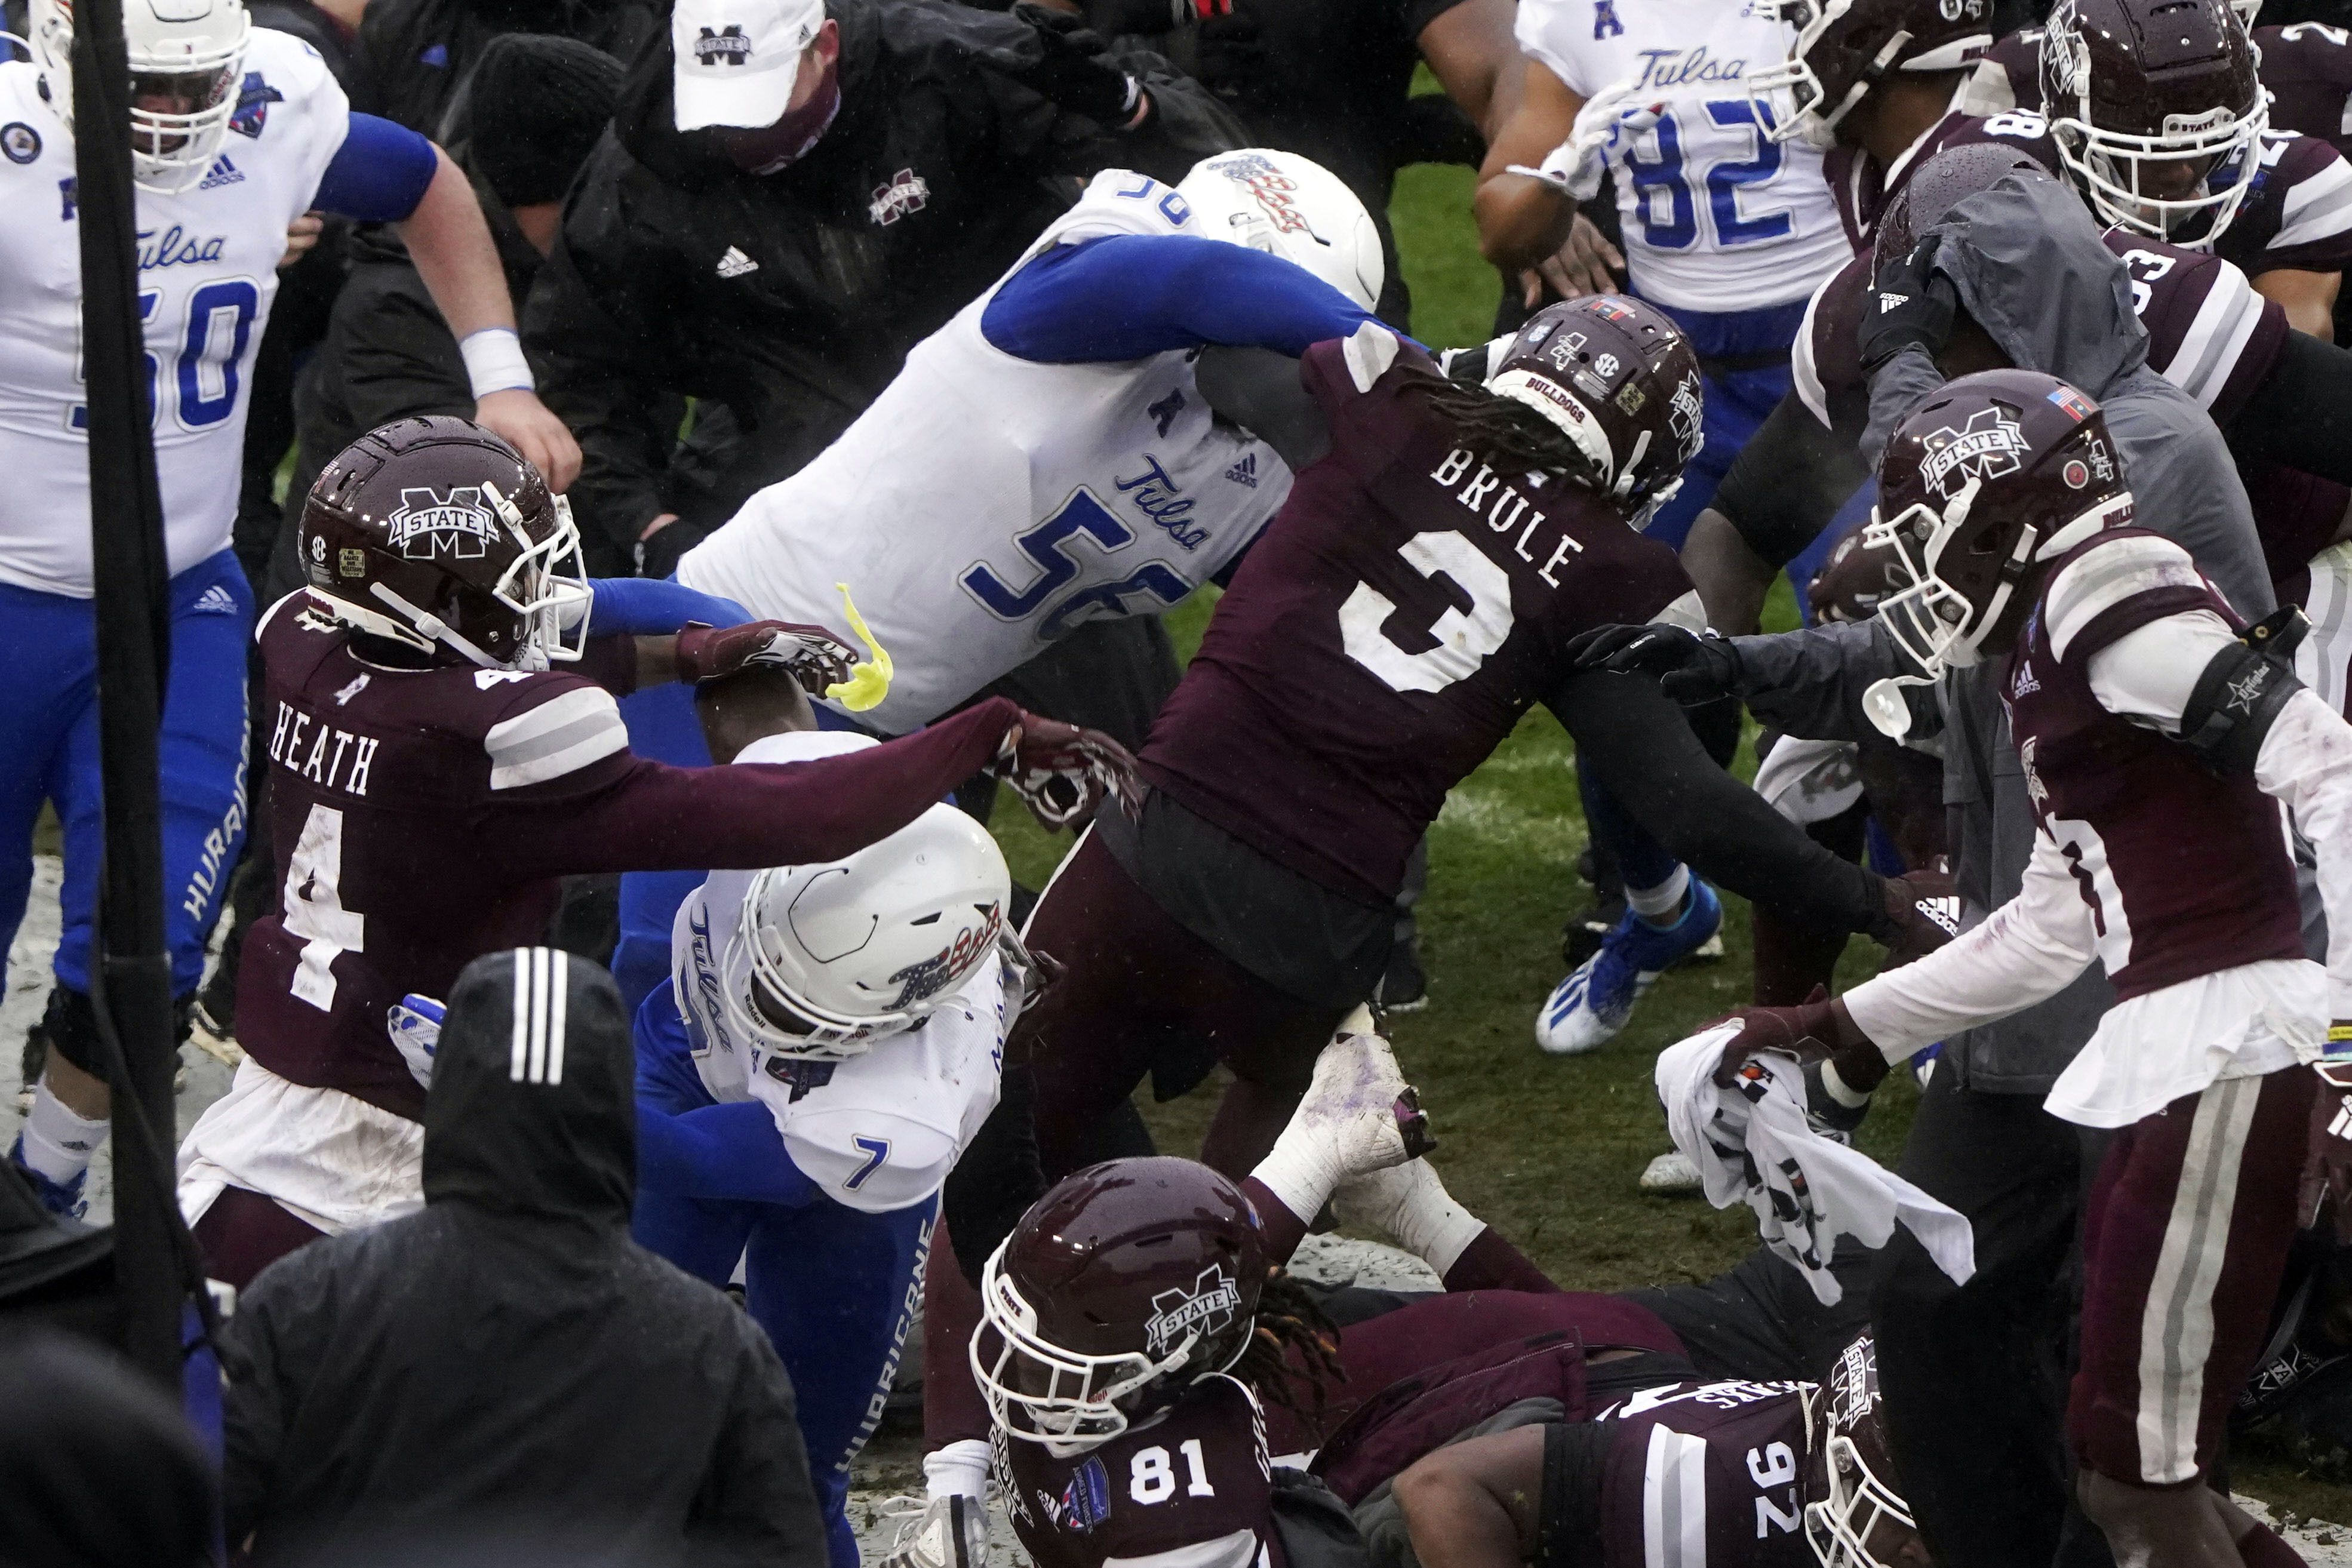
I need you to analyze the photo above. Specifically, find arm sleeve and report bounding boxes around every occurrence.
[1841,830,2099,1058]
[493,696,1023,878]
[588,577,752,636]
[1548,669,1892,934]
[1860,343,1948,468]
[310,113,439,222]
[635,1097,822,1207]
[2256,688,2352,1019]
[2225,325,2352,485]
[980,235,1380,364]
[690,1330,832,1568]
[1711,391,1874,570]
[1194,345,1333,471]
[1727,619,1935,743]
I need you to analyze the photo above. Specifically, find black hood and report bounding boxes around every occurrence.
[421,949,635,1228]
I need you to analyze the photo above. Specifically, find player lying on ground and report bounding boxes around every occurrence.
[626,668,1046,1568]
[1710,370,2352,1568]
[170,417,1134,1286]
[904,1053,1934,1568]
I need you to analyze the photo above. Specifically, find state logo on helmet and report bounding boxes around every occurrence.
[32,0,253,193]
[721,801,1014,1060]
[1804,1335,1922,1567]
[2039,0,2265,244]
[1747,0,1996,149]
[299,415,591,672]
[1174,149,1385,310]
[974,1157,1267,1457]
[1483,294,1704,522]
[1866,367,2134,680]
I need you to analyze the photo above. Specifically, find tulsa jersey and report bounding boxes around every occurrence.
[0,30,348,597]
[677,167,1292,736]
[1512,0,1851,312]
[668,734,1007,1214]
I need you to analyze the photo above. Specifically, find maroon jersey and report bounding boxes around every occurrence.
[2001,528,2305,1000]
[1821,108,2060,248]
[1140,330,1695,903]
[239,592,1025,1118]
[1966,30,2352,275]
[995,1376,1281,1568]
[2255,21,2352,158]
[1590,1380,1815,1566]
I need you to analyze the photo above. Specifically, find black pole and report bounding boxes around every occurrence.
[72,0,188,1388]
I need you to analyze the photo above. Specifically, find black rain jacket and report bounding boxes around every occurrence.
[220,951,827,1568]
[522,0,1244,560]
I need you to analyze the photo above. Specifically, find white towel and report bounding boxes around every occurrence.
[1656,1024,1976,1305]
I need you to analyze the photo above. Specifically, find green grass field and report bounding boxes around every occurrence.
[982,150,2352,1528]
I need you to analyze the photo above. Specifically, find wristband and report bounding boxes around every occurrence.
[460,327,535,398]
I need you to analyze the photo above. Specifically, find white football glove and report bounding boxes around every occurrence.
[388,994,445,1089]
[1509,82,1665,202]
[1249,1020,1434,1223]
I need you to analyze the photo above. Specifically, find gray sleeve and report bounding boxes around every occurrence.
[1195,346,1332,472]
[2132,416,2274,623]
[1860,344,1949,468]
[1727,619,1939,743]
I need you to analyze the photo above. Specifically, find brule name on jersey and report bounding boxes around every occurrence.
[1139,325,1699,906]
[995,1376,1281,1568]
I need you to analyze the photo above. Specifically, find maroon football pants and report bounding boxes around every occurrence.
[2070,1065,2316,1489]
[1014,828,1355,1183]
[190,1183,329,1293]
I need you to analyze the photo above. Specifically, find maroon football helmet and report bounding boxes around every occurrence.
[298,415,589,671]
[1804,1335,1921,1567]
[1746,0,1997,148]
[1874,142,2058,268]
[1866,368,2135,680]
[974,1157,1267,1456]
[2040,0,2265,243]
[1483,294,1704,521]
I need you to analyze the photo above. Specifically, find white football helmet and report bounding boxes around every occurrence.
[1174,149,1384,310]
[722,803,1013,1060]
[32,0,251,193]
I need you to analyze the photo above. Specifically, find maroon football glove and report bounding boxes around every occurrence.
[991,714,1140,832]
[673,620,860,694]
[1708,985,1881,1090]
[1867,863,1960,966]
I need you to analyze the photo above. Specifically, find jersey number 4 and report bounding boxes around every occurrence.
[282,803,365,1011]
[1339,530,1515,694]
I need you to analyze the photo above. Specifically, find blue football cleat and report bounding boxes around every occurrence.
[9,1135,88,1220]
[1536,880,1723,1056]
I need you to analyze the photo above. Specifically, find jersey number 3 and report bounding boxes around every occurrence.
[1339,530,1514,694]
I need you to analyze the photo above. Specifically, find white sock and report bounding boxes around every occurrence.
[1627,865,1691,926]
[20,1080,107,1186]
[1335,1160,1486,1279]
[925,1438,991,1503]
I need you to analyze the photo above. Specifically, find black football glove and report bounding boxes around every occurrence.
[1563,622,1743,705]
[1858,238,1959,376]
[1009,2,1142,124]
[636,517,712,580]
[1864,863,1960,966]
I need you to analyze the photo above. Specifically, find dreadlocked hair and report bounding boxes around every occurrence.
[1231,1267,1347,1441]
[1402,364,1610,493]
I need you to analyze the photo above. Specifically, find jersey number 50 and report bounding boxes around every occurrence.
[70,276,262,435]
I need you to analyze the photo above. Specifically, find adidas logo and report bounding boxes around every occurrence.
[1225,453,1259,488]
[198,156,244,189]
[190,584,239,616]
[716,245,758,279]
[1917,895,1962,937]
[2012,659,2040,697]
[1877,290,1910,313]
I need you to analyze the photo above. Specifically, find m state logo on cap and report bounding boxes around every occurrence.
[694,24,752,64]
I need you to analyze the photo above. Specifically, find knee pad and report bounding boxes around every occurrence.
[41,986,196,1081]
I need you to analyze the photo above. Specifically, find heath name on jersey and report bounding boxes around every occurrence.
[0,27,348,597]
[1510,0,1852,311]
[677,168,1293,736]
[669,857,1008,1213]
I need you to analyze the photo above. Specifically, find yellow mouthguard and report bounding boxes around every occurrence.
[823,582,894,712]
